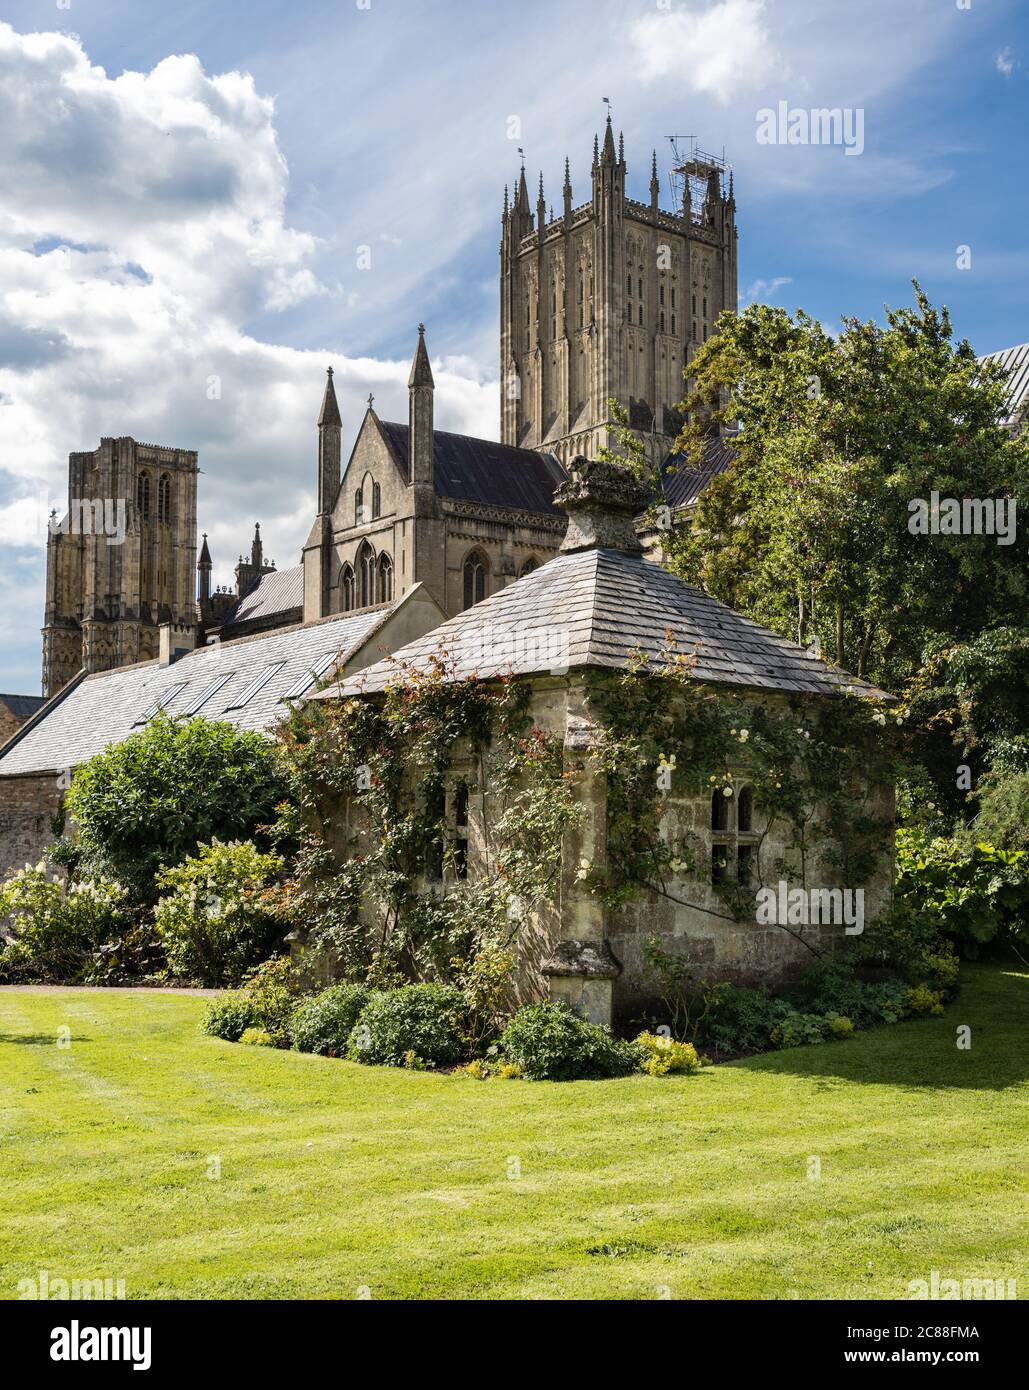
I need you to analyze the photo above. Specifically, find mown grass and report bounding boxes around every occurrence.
[1,963,1026,1300]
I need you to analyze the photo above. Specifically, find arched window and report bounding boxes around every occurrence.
[341,564,355,612]
[372,481,381,519]
[738,786,753,833]
[711,787,729,834]
[463,550,488,610]
[137,472,150,520]
[710,784,758,885]
[357,542,375,608]
[520,557,539,578]
[157,474,171,524]
[354,487,363,526]
[377,552,393,604]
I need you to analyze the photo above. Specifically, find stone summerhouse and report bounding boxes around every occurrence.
[311,459,896,1028]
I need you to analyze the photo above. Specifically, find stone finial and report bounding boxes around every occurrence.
[555,456,647,555]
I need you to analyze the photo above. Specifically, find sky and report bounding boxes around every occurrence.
[1,0,1027,693]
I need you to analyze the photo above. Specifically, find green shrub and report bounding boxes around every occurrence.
[347,984,468,1068]
[291,984,372,1056]
[238,1027,275,1047]
[498,1000,641,1081]
[0,863,128,983]
[199,956,300,1043]
[894,829,1029,956]
[64,713,288,905]
[200,994,258,1043]
[154,839,284,986]
[903,984,945,1017]
[635,1032,702,1076]
[969,772,1029,853]
[825,1012,855,1038]
[770,1010,835,1048]
[698,982,782,1053]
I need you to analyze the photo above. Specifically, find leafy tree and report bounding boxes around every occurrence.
[663,285,1027,692]
[64,715,288,903]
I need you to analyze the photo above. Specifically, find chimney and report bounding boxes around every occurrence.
[159,621,196,667]
[555,456,647,555]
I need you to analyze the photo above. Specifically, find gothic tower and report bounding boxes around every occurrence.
[499,119,738,466]
[42,438,199,697]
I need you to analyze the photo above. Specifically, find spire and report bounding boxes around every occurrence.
[563,156,573,217]
[408,322,435,389]
[728,169,735,205]
[592,132,599,168]
[650,149,660,209]
[197,533,212,605]
[601,113,616,164]
[617,130,625,167]
[251,522,263,569]
[516,164,530,213]
[318,365,341,427]
[563,156,571,192]
[503,183,509,218]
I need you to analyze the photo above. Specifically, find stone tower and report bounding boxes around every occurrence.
[42,437,199,697]
[499,120,737,466]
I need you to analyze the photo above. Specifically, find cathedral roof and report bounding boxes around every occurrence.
[978,342,1029,430]
[220,564,305,631]
[0,693,46,721]
[661,436,738,510]
[318,455,891,704]
[377,422,567,515]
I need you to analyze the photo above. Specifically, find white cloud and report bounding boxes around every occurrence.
[995,48,1016,78]
[742,276,793,305]
[0,23,495,685]
[631,0,782,100]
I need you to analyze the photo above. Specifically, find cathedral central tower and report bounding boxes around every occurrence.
[499,120,737,466]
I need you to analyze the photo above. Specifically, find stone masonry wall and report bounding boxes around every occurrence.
[0,774,63,880]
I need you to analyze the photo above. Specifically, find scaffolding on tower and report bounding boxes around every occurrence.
[666,136,730,226]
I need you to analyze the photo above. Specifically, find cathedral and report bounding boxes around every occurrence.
[36,120,739,699]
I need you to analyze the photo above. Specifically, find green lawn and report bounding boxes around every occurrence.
[1,964,1026,1300]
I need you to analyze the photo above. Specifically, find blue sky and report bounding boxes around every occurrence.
[0,0,1027,693]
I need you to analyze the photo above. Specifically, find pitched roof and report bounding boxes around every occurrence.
[0,693,46,720]
[979,343,1029,430]
[661,436,738,510]
[378,422,567,514]
[0,603,401,778]
[220,565,304,628]
[322,547,893,702]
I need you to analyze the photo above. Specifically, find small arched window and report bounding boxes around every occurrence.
[137,472,150,520]
[157,474,172,524]
[711,787,729,833]
[372,481,381,519]
[377,552,393,604]
[341,564,355,612]
[738,785,754,834]
[357,541,375,608]
[354,487,363,526]
[463,550,488,610]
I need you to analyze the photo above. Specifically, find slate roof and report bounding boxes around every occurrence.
[0,603,400,777]
[378,422,567,514]
[979,343,1029,430]
[0,694,47,721]
[322,548,893,702]
[661,437,738,510]
[221,565,304,628]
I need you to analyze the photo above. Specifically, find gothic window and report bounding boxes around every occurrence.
[462,549,488,610]
[372,481,381,519]
[341,564,355,611]
[357,541,375,607]
[626,273,632,298]
[703,296,708,318]
[638,277,643,300]
[638,305,644,327]
[377,551,393,604]
[660,312,666,333]
[520,556,538,578]
[692,293,697,313]
[157,474,172,524]
[354,487,363,526]
[672,315,677,335]
[659,284,665,306]
[137,472,150,520]
[671,286,677,309]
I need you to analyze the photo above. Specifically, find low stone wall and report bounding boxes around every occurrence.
[0,773,63,880]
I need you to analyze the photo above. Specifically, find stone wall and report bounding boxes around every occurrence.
[0,773,63,880]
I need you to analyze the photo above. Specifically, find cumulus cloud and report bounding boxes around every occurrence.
[630,0,782,100]
[742,276,793,305]
[995,48,1016,78]
[0,23,495,687]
